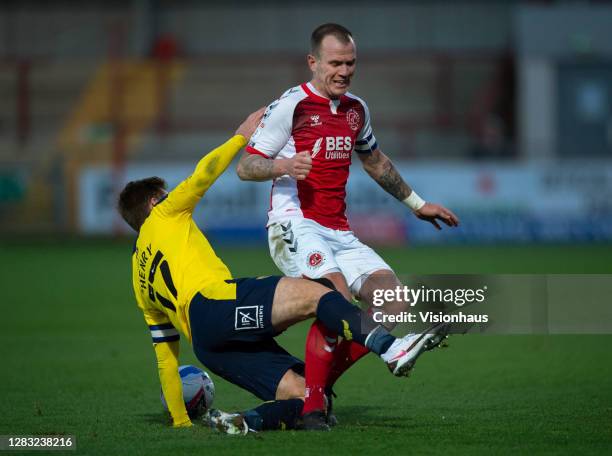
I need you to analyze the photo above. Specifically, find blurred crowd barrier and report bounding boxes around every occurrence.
[77,160,612,244]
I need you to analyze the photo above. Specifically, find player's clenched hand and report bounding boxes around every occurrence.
[414,203,460,230]
[286,151,312,180]
[235,107,266,140]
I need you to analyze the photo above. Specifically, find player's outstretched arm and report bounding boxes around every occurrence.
[188,108,265,196]
[359,148,459,230]
[159,108,264,215]
[154,340,192,427]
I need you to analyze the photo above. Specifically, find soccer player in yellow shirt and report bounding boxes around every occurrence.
[118,109,448,433]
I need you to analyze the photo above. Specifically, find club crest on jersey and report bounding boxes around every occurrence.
[307,251,325,269]
[346,108,360,131]
[310,115,322,127]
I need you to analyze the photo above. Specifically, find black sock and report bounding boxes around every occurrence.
[243,399,303,431]
[316,291,395,355]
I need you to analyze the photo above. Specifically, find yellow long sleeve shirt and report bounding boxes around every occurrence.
[131,135,246,426]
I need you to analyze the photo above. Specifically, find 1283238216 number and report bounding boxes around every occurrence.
[1,435,76,451]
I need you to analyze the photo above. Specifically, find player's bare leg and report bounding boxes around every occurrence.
[359,269,407,329]
[270,277,330,331]
[275,368,305,400]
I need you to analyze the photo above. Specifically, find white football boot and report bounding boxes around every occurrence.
[381,323,449,377]
[204,409,249,435]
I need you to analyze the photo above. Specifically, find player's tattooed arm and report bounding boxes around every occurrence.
[237,152,278,181]
[360,148,460,228]
[359,148,412,201]
[237,151,312,181]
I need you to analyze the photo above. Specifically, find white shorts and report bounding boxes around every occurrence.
[268,218,392,296]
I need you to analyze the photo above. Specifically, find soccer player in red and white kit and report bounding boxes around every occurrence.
[237,23,459,428]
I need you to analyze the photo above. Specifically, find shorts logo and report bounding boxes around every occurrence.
[307,251,325,268]
[235,306,263,330]
[346,108,360,131]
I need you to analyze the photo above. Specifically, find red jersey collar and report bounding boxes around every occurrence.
[302,82,332,105]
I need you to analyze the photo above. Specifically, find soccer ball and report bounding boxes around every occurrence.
[161,365,215,418]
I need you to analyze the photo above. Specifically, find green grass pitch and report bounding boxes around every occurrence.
[1,240,611,454]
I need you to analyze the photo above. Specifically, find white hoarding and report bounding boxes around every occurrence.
[78,161,612,242]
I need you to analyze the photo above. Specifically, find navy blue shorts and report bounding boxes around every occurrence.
[189,276,304,401]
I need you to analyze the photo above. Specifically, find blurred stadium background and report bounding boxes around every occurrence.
[1,0,611,244]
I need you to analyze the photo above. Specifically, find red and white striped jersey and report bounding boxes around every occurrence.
[246,82,378,230]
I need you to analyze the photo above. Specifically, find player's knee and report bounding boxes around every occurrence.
[360,269,399,299]
[295,279,329,317]
[277,388,304,401]
[276,369,305,400]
